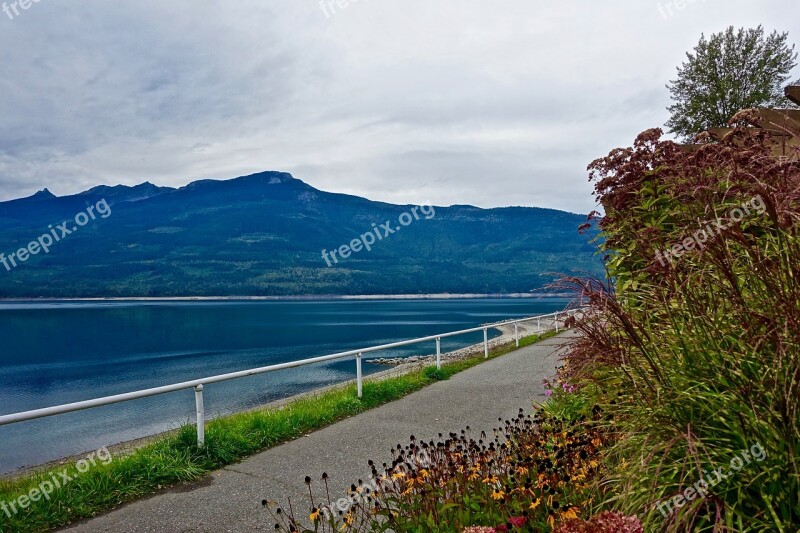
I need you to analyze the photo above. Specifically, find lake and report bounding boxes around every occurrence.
[0,297,568,474]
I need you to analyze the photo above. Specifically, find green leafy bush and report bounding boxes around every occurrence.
[562,122,800,531]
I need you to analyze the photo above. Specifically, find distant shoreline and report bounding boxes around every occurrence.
[0,293,572,302]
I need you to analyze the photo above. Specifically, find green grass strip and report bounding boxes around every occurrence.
[0,330,558,532]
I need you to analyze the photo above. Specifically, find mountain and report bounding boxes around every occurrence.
[0,172,601,297]
[77,182,174,204]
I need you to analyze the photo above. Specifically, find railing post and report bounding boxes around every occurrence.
[483,328,489,358]
[555,313,560,333]
[436,337,442,370]
[356,353,363,398]
[537,318,541,333]
[514,322,519,347]
[194,384,205,448]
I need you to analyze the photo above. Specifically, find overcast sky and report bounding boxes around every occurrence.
[0,1,798,213]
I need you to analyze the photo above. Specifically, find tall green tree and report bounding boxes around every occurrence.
[666,25,799,140]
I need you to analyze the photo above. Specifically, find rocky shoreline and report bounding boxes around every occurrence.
[369,318,561,365]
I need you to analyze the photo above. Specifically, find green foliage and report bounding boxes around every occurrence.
[539,384,593,424]
[666,25,798,140]
[423,366,449,381]
[569,124,800,531]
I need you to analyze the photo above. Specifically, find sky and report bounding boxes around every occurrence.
[0,1,798,214]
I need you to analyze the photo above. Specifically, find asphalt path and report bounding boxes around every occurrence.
[63,331,576,533]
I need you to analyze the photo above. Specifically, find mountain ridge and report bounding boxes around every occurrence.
[0,171,601,297]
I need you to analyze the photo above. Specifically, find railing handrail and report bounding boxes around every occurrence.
[0,308,580,442]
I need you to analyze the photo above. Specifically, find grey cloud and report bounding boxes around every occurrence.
[0,0,797,214]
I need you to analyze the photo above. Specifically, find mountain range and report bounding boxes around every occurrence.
[0,172,602,297]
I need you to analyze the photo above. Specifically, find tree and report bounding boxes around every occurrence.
[666,25,799,140]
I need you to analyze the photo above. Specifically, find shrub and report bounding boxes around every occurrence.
[553,511,643,533]
[561,121,800,531]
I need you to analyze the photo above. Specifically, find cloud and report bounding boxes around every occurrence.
[0,0,797,213]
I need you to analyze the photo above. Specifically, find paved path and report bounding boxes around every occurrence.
[63,332,575,533]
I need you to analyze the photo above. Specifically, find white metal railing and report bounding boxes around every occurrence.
[0,308,579,447]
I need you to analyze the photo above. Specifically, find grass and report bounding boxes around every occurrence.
[0,329,559,533]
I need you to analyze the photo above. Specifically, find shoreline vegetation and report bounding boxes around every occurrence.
[562,124,800,531]
[0,293,573,302]
[0,328,559,533]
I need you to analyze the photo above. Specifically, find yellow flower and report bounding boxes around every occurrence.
[419,468,430,479]
[529,498,541,510]
[516,466,529,476]
[491,489,506,501]
[391,471,406,480]
[482,475,499,484]
[560,506,580,520]
[309,509,321,522]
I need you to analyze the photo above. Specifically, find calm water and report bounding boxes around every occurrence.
[0,298,567,474]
